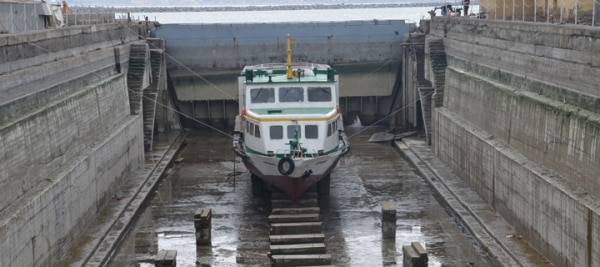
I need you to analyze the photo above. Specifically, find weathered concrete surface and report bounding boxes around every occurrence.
[110,128,501,266]
[0,74,145,267]
[0,21,175,267]
[397,138,550,266]
[54,132,182,267]
[404,17,600,267]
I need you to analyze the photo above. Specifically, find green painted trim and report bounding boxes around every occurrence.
[243,143,343,158]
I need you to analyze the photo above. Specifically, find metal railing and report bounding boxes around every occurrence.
[64,13,116,26]
[478,0,600,26]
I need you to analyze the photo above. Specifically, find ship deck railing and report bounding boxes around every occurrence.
[276,148,320,159]
[242,62,332,72]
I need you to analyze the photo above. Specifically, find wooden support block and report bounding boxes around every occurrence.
[268,213,320,223]
[270,243,327,255]
[271,198,318,209]
[402,242,428,267]
[271,254,332,267]
[402,245,419,267]
[271,207,321,215]
[194,208,212,245]
[270,222,322,235]
[381,201,396,239]
[269,233,326,244]
[411,241,428,266]
[155,249,177,267]
[194,208,212,228]
[271,192,318,200]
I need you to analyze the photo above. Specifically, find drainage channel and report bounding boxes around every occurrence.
[268,191,332,267]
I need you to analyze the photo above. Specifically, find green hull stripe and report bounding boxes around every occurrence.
[244,144,342,158]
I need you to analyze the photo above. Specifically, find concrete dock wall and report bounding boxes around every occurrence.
[412,18,600,266]
[0,23,152,267]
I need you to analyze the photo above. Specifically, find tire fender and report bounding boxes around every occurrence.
[277,157,295,176]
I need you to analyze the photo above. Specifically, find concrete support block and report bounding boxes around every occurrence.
[382,201,396,239]
[194,208,212,246]
[155,249,177,267]
[402,242,428,267]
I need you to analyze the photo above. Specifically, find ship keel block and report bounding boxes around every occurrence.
[270,207,320,215]
[270,243,327,255]
[271,198,318,209]
[270,254,332,267]
[269,233,326,245]
[270,222,322,235]
[268,213,320,223]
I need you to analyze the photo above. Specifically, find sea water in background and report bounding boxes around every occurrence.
[117,5,480,25]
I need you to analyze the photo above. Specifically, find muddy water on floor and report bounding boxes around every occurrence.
[111,127,493,266]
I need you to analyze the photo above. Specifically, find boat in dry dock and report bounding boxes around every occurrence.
[233,35,350,200]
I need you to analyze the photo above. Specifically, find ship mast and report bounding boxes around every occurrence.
[286,34,296,79]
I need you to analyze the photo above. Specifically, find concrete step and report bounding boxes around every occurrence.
[268,213,320,223]
[271,207,320,215]
[270,243,326,255]
[270,222,322,235]
[270,254,332,267]
[269,233,325,245]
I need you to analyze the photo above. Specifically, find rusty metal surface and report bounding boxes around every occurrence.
[111,127,494,266]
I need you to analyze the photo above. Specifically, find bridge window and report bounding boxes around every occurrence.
[255,124,261,138]
[308,87,332,102]
[250,87,275,103]
[279,87,304,102]
[305,125,318,139]
[327,119,338,137]
[287,125,301,139]
[270,125,283,139]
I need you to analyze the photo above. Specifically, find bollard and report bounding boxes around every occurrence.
[381,201,396,239]
[155,249,177,267]
[402,242,428,267]
[194,208,212,245]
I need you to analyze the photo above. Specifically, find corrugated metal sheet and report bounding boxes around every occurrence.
[154,20,414,71]
[0,2,47,33]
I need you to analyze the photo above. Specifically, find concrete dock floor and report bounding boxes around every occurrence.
[59,127,550,266]
[109,127,499,266]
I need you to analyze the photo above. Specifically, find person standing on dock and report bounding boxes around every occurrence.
[62,0,71,14]
[462,0,470,16]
